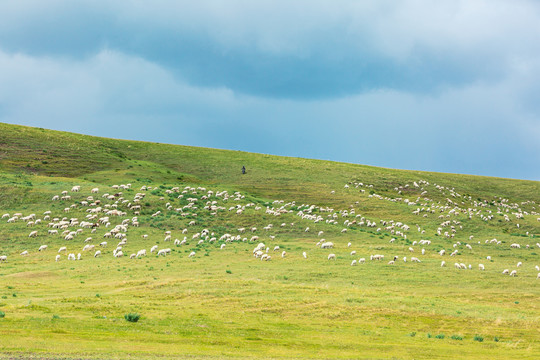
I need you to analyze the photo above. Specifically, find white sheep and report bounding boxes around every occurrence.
[29,231,38,238]
[321,242,334,249]
[55,254,60,262]
[509,270,517,277]
[441,261,446,267]
[328,253,336,260]
[20,250,29,256]
[38,245,48,251]
[351,260,357,266]
[188,251,196,258]
[58,246,67,253]
[281,251,286,258]
[150,245,158,253]
[303,251,307,259]
[136,249,146,258]
[502,269,509,274]
[68,253,76,260]
[478,264,485,270]
[350,250,356,256]
[94,250,101,257]
[517,262,522,267]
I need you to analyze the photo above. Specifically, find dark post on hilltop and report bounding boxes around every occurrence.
[242,166,246,175]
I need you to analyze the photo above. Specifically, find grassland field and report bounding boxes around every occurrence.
[0,123,539,359]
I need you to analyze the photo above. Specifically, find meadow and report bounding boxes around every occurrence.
[0,123,539,359]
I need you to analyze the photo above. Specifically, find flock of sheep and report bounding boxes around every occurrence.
[1,180,539,281]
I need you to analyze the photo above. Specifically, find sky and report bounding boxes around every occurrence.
[0,1,539,180]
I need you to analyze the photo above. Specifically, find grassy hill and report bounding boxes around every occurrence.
[0,122,539,359]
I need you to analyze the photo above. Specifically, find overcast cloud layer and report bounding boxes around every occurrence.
[1,1,539,180]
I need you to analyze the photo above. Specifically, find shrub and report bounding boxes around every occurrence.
[52,314,60,319]
[494,337,499,342]
[408,332,416,337]
[427,333,432,338]
[451,335,463,340]
[0,311,5,318]
[124,313,140,323]
[226,269,232,274]
[435,334,445,339]
[474,335,484,342]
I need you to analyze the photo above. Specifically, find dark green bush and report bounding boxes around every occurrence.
[124,313,140,323]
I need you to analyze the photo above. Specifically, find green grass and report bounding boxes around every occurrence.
[0,122,539,359]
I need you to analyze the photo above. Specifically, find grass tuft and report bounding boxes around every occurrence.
[124,313,141,323]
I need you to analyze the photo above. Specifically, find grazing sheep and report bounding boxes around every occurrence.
[273,246,280,251]
[517,262,522,267]
[114,251,124,258]
[188,251,196,258]
[68,253,76,260]
[321,242,334,249]
[439,249,445,256]
[55,254,60,262]
[441,261,446,267]
[359,258,365,264]
[350,250,356,256]
[261,254,271,261]
[58,246,67,253]
[486,256,491,261]
[351,260,357,266]
[281,251,286,258]
[411,257,421,263]
[509,270,517,277]
[136,249,146,258]
[38,245,48,251]
[150,245,158,253]
[29,231,38,238]
[130,253,136,259]
[303,251,307,259]
[20,250,29,256]
[77,253,81,260]
[510,243,521,249]
[94,250,101,258]
[328,253,336,260]
[388,260,395,265]
[478,263,485,270]
[537,273,540,279]
[502,269,509,274]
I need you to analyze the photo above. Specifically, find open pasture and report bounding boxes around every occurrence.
[0,123,539,359]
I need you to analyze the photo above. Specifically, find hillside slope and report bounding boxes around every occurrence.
[0,122,539,359]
